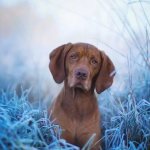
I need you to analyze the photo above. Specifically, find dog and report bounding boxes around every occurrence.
[49,43,115,149]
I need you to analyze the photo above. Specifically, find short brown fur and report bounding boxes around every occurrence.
[49,43,115,149]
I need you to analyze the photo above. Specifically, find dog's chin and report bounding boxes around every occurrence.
[69,82,90,92]
[74,83,85,90]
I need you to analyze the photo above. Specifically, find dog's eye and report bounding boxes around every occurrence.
[91,58,98,65]
[70,53,78,60]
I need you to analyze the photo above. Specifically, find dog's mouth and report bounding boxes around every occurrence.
[69,78,90,91]
[74,82,85,89]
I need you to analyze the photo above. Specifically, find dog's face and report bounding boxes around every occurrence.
[65,44,101,91]
[49,43,115,93]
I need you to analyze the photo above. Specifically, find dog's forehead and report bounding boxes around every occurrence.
[71,43,100,57]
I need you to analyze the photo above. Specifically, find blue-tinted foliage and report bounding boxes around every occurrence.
[0,64,149,150]
[0,1,150,150]
[0,89,79,150]
[99,62,150,150]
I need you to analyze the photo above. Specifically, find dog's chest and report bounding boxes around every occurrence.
[60,95,98,121]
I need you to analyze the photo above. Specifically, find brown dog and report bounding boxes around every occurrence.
[49,43,115,149]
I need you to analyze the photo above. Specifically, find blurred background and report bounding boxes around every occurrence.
[0,1,150,149]
[0,0,149,100]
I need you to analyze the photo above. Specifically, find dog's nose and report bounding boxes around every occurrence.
[75,68,88,80]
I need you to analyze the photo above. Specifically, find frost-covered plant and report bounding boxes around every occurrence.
[99,36,150,150]
[0,88,79,150]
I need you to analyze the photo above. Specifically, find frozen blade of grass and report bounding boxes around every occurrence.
[109,1,150,69]
[145,27,150,68]
[104,121,125,150]
[105,128,119,149]
[59,139,79,150]
[128,1,150,5]
[48,139,79,150]
[0,89,80,150]
[97,39,127,58]
[128,141,146,150]
[128,141,137,150]
[82,133,96,150]
[139,1,150,28]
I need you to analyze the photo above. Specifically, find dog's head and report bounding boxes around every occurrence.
[49,43,115,93]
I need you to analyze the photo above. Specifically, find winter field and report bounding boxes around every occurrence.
[0,0,150,149]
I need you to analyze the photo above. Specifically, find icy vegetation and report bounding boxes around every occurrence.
[0,0,150,149]
[0,64,149,150]
[0,88,80,150]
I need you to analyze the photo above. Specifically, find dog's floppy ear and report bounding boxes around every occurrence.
[49,43,72,83]
[96,51,116,94]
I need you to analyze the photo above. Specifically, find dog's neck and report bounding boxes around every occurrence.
[58,80,98,120]
[63,80,95,99]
